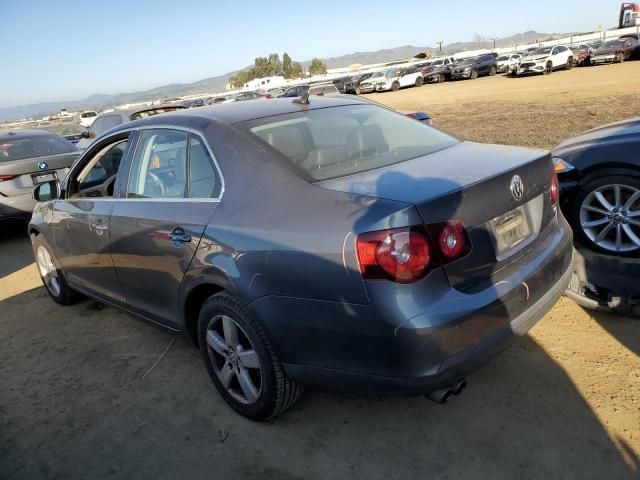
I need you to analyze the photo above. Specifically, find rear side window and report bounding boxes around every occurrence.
[188,136,221,198]
[0,135,76,162]
[241,104,458,182]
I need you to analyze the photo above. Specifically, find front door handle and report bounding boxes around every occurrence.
[169,227,191,243]
[91,223,108,236]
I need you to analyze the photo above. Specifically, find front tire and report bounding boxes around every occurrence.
[391,81,400,92]
[570,175,640,256]
[616,52,625,63]
[354,86,361,95]
[543,61,553,75]
[31,234,82,305]
[489,66,497,76]
[415,76,424,87]
[470,69,478,80]
[198,292,304,421]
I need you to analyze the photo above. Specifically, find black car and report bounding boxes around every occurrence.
[451,55,498,80]
[552,117,640,256]
[344,73,374,94]
[277,85,309,98]
[421,57,456,83]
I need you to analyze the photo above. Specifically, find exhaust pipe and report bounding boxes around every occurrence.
[426,388,453,404]
[452,379,467,395]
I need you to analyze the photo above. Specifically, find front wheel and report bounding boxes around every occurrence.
[470,70,478,80]
[198,292,304,420]
[391,81,400,92]
[570,175,640,256]
[354,86,361,95]
[616,52,625,63]
[415,76,424,87]
[489,66,497,76]
[32,235,82,305]
[543,61,553,75]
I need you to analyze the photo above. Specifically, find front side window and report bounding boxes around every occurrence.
[71,139,128,198]
[127,129,188,198]
[242,104,459,182]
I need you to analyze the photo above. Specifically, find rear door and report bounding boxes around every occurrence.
[51,132,132,304]
[109,127,223,329]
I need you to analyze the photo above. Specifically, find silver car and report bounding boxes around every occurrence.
[0,129,79,220]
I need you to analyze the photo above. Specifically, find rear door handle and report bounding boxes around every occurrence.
[169,227,191,243]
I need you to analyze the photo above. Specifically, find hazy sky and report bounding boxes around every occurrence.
[0,0,617,107]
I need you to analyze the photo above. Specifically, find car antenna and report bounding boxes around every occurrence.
[293,92,310,105]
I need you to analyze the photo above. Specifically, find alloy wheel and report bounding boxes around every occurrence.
[579,183,640,253]
[36,245,61,297]
[205,314,263,404]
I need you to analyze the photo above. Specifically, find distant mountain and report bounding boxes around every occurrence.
[0,31,559,122]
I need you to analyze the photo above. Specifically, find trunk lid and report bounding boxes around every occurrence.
[318,141,555,290]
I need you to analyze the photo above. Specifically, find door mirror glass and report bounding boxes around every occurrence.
[33,180,59,202]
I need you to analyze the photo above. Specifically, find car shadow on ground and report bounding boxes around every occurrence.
[0,219,32,277]
[1,287,638,479]
[582,306,640,357]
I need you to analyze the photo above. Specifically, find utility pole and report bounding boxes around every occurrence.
[491,38,497,50]
[436,41,444,52]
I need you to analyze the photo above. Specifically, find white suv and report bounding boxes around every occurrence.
[516,45,574,76]
[374,67,424,92]
[496,53,522,74]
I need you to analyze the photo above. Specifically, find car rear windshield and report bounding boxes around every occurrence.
[0,135,76,162]
[239,104,459,182]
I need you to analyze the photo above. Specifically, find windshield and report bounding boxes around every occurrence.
[240,104,459,182]
[601,40,624,48]
[531,47,553,56]
[369,71,384,79]
[0,134,76,162]
[384,69,399,78]
[431,60,443,66]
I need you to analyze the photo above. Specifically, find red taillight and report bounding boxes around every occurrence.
[549,172,559,207]
[356,222,471,284]
[0,175,16,182]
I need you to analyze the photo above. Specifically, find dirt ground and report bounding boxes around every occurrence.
[2,62,640,480]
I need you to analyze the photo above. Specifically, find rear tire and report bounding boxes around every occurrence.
[391,81,400,92]
[31,234,82,305]
[198,292,304,421]
[415,76,424,87]
[566,56,574,70]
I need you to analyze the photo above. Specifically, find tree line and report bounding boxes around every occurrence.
[228,53,327,88]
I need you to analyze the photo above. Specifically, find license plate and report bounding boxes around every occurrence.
[491,207,531,256]
[32,172,56,185]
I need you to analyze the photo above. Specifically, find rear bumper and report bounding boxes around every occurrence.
[0,192,35,219]
[252,215,573,395]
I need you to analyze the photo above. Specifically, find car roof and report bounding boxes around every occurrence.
[110,96,371,132]
[0,129,61,141]
[97,104,186,119]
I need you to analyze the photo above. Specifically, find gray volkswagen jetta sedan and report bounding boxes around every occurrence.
[29,96,573,420]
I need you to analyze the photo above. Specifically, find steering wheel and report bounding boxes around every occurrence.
[146,171,166,197]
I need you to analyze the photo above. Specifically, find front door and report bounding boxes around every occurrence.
[109,128,223,329]
[52,134,132,304]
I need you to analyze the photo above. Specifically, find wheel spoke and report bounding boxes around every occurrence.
[238,349,260,369]
[628,210,640,218]
[582,217,609,228]
[218,361,235,388]
[206,330,228,356]
[614,185,622,209]
[615,224,622,251]
[582,205,609,215]
[594,191,614,211]
[595,222,614,243]
[222,316,240,348]
[237,368,259,403]
[623,224,640,247]
[628,218,640,227]
[623,190,640,211]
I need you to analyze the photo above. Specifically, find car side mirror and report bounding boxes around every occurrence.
[81,130,90,138]
[33,180,60,202]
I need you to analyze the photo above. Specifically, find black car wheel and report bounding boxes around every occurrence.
[198,292,304,420]
[470,70,478,80]
[415,76,424,87]
[436,74,445,83]
[391,81,400,92]
[32,234,82,305]
[566,56,574,70]
[570,175,640,256]
[489,66,497,76]
[544,61,553,75]
[616,52,625,63]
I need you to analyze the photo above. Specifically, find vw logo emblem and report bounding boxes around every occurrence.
[38,162,48,170]
[510,175,524,201]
